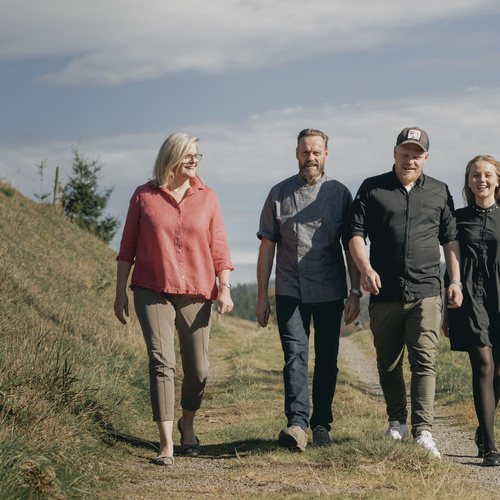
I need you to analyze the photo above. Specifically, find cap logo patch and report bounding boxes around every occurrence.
[407,129,421,140]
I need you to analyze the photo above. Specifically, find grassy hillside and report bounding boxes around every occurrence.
[0,182,149,498]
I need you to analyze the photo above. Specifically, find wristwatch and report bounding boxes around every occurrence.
[350,288,363,298]
[219,282,232,290]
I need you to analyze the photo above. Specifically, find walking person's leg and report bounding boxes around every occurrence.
[369,301,408,439]
[134,287,177,464]
[275,295,311,451]
[174,294,212,456]
[309,300,344,445]
[405,296,441,458]
[468,346,500,464]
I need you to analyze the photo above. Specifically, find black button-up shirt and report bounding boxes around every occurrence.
[349,167,457,303]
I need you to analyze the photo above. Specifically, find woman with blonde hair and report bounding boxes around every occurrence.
[443,155,500,466]
[114,133,233,465]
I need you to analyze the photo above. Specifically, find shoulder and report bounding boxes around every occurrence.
[132,181,157,198]
[421,174,449,194]
[358,171,394,192]
[136,181,155,192]
[268,174,300,197]
[321,175,352,200]
[322,175,349,190]
[455,206,469,217]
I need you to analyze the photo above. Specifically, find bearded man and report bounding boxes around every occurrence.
[348,126,462,458]
[255,128,361,451]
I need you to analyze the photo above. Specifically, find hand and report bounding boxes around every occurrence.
[344,294,360,325]
[114,291,129,325]
[255,297,271,327]
[446,283,463,309]
[217,287,233,315]
[361,268,382,295]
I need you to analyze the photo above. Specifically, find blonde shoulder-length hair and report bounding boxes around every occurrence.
[463,155,500,206]
[151,133,199,188]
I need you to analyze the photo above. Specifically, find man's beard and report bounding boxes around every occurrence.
[299,161,324,181]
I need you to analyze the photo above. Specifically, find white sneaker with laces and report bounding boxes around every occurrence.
[414,431,441,458]
[385,421,409,440]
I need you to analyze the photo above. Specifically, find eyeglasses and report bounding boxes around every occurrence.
[183,154,203,162]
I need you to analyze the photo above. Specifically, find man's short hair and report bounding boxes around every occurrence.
[297,129,329,148]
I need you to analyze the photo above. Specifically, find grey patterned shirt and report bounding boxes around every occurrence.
[257,173,352,303]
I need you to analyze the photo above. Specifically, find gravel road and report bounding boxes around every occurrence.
[340,336,500,490]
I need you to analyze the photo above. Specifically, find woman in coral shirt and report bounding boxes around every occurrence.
[114,133,233,466]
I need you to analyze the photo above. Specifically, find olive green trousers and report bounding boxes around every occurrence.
[369,296,442,437]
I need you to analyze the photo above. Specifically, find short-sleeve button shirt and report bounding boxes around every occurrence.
[257,173,352,303]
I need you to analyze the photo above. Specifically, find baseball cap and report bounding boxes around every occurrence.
[396,127,429,152]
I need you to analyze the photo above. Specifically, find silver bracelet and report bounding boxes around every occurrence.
[449,280,462,289]
[219,282,232,289]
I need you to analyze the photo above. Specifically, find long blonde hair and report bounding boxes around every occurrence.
[152,133,199,188]
[463,155,500,205]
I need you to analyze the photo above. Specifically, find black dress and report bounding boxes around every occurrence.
[448,202,500,351]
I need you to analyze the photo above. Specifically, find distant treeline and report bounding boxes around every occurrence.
[229,281,371,334]
[229,281,277,324]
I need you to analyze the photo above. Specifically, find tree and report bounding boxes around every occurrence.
[62,146,120,244]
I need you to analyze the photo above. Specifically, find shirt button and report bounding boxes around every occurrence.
[180,262,183,266]
[181,276,184,279]
[177,235,180,239]
[177,209,180,213]
[177,221,180,225]
[178,249,181,253]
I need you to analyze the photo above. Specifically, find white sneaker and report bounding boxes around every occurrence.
[385,421,409,440]
[414,431,441,458]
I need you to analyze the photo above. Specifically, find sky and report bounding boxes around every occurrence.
[2,0,500,284]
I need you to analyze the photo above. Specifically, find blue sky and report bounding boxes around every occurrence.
[2,0,500,284]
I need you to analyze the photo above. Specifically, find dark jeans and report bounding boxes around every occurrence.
[276,295,344,431]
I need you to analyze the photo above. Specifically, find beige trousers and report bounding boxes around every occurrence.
[133,286,211,421]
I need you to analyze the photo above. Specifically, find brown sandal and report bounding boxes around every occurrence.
[152,455,174,466]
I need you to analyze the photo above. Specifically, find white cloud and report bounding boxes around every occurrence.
[1,0,499,85]
[4,86,500,201]
[3,85,500,270]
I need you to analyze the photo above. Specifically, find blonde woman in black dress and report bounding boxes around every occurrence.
[443,155,500,466]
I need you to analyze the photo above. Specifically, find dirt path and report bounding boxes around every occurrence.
[340,336,500,489]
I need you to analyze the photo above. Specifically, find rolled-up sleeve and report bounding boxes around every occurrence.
[348,181,369,242]
[210,194,234,273]
[117,190,140,262]
[439,185,458,244]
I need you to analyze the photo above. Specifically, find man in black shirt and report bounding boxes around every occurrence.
[349,126,462,458]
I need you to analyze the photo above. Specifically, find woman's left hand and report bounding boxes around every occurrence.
[217,286,233,315]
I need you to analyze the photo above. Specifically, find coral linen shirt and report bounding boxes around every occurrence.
[117,177,233,300]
